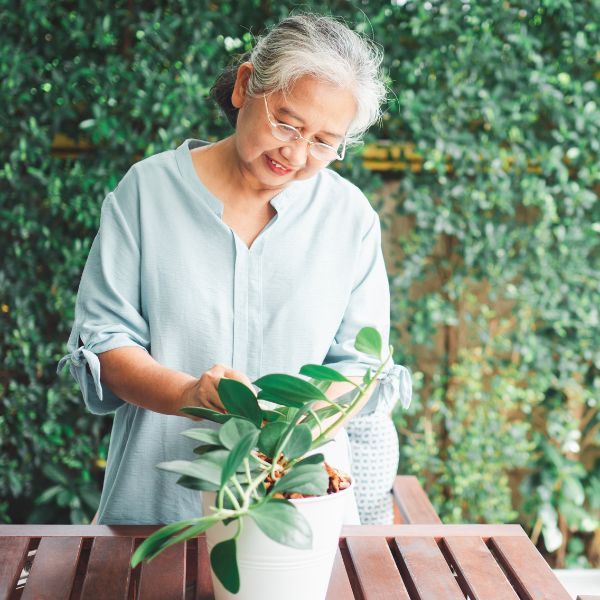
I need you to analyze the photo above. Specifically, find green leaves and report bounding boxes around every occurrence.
[218,379,262,427]
[218,418,258,450]
[354,327,383,359]
[249,500,312,550]
[179,407,231,424]
[181,428,221,445]
[254,374,328,406]
[299,364,352,383]
[221,430,259,486]
[157,459,221,487]
[210,537,240,594]
[272,464,328,496]
[131,517,216,567]
[258,422,287,457]
[282,424,312,460]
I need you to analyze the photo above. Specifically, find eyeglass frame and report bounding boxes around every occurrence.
[262,93,347,161]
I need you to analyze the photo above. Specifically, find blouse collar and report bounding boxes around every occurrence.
[175,138,296,217]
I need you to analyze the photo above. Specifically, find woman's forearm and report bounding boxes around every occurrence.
[97,346,196,416]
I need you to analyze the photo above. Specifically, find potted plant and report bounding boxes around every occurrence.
[131,327,398,599]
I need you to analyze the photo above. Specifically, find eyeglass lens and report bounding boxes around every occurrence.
[272,124,339,160]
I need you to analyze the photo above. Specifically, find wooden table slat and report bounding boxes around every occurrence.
[393,476,442,524]
[491,536,572,600]
[0,537,29,600]
[80,537,134,600]
[21,536,82,600]
[326,548,354,600]
[347,536,410,600]
[0,523,528,537]
[196,536,214,600]
[443,536,520,600]
[138,539,186,600]
[394,536,465,599]
[0,525,573,600]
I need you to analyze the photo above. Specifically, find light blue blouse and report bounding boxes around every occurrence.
[57,139,411,524]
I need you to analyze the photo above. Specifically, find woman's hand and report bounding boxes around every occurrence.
[179,364,255,418]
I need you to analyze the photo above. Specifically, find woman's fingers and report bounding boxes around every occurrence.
[199,364,256,415]
[221,367,256,393]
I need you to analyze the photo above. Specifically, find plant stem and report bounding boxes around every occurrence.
[223,485,241,510]
[249,452,271,469]
[308,408,323,434]
[311,348,392,448]
[231,476,245,501]
[244,458,260,501]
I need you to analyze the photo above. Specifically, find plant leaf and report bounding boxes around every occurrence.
[257,422,287,458]
[157,459,221,487]
[294,453,325,467]
[272,464,328,496]
[130,519,198,567]
[181,428,222,445]
[193,445,219,456]
[257,390,305,409]
[299,364,352,383]
[249,499,312,549]
[354,326,382,359]
[176,475,220,491]
[218,417,258,450]
[218,379,262,427]
[261,409,284,422]
[254,374,328,402]
[211,537,240,594]
[282,423,312,460]
[221,430,260,486]
[179,406,232,423]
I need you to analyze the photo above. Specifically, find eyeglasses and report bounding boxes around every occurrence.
[263,94,346,162]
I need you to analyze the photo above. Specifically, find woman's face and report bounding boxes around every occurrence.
[231,63,356,191]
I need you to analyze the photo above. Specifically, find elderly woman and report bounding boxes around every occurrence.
[58,13,411,526]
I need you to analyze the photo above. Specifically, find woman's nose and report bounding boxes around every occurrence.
[280,141,309,168]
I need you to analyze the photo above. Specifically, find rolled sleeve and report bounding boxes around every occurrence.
[58,171,150,415]
[323,209,412,414]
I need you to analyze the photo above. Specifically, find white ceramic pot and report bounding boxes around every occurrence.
[202,482,352,600]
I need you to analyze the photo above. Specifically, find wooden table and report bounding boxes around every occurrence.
[0,524,579,599]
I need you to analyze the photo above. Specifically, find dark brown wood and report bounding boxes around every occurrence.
[347,536,410,599]
[577,596,600,600]
[0,536,29,600]
[0,524,574,600]
[490,536,572,600]
[442,536,519,599]
[394,536,464,599]
[393,476,442,524]
[326,548,354,599]
[196,536,214,600]
[80,537,134,600]
[20,536,82,600]
[138,539,186,599]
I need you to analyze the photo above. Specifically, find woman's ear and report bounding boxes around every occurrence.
[231,62,254,109]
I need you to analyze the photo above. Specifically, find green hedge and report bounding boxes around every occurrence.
[0,0,597,568]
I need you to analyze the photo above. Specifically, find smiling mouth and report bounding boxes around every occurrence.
[266,155,294,174]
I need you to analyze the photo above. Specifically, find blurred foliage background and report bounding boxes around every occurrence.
[0,0,598,568]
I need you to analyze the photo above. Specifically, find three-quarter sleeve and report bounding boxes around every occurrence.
[57,172,150,415]
[323,209,412,414]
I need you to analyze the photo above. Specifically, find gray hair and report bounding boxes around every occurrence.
[210,13,387,146]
